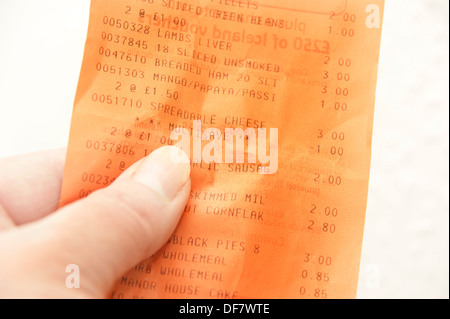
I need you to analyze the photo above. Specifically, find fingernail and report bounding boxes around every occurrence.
[133,146,191,199]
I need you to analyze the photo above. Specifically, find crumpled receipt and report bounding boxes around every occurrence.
[60,0,384,299]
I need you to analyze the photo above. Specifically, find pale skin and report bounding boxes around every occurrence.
[0,146,191,298]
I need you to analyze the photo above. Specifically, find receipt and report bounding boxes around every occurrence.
[60,0,384,298]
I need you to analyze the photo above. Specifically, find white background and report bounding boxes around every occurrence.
[0,0,448,298]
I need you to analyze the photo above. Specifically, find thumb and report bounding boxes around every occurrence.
[7,146,191,298]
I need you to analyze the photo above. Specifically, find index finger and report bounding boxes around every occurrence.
[0,148,66,225]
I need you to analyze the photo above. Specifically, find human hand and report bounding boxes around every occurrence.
[0,146,191,298]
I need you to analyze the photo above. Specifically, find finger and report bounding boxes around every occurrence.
[0,148,66,225]
[0,203,16,230]
[6,146,191,298]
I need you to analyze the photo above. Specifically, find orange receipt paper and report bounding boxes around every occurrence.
[60,0,384,299]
